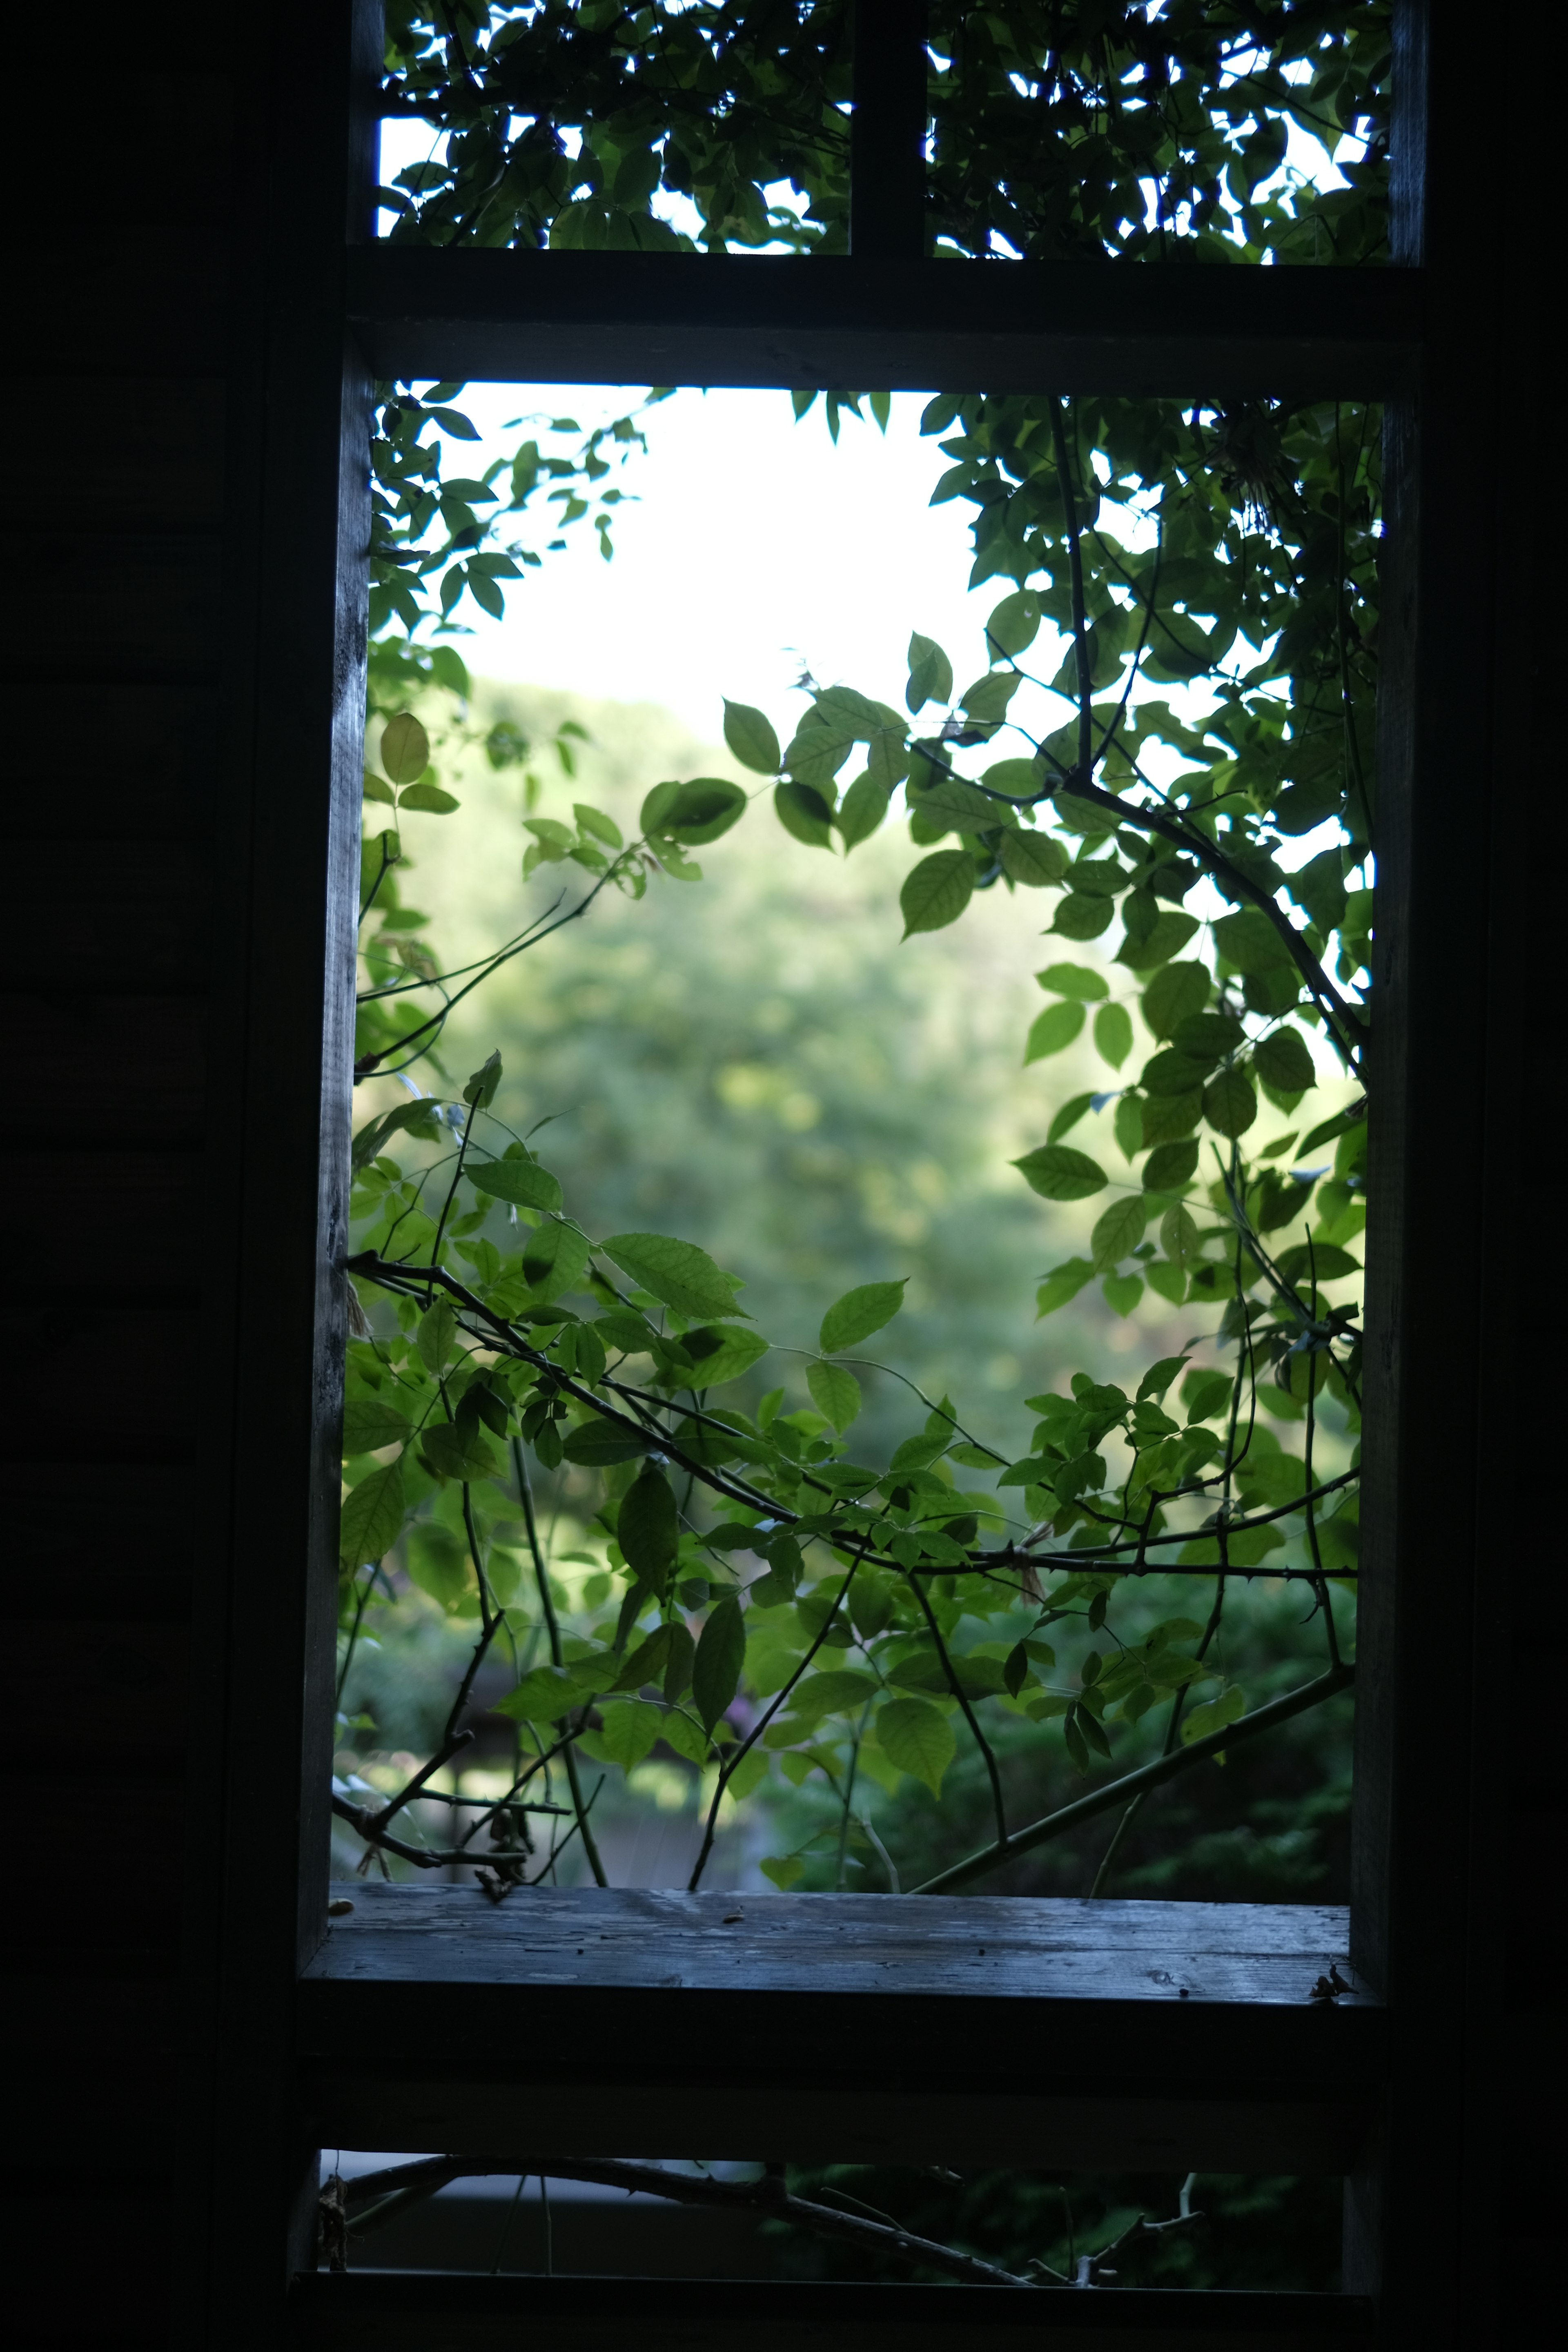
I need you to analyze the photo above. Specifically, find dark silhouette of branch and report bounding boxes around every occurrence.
[335,2155,1035,2289]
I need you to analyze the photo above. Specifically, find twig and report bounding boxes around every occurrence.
[913,1660,1353,1895]
[339,2155,1036,2290]
[513,1436,608,1887]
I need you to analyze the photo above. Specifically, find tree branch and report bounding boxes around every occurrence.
[336,2155,1035,2290]
[913,1660,1353,1895]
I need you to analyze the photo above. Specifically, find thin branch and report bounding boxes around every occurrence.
[907,1572,1008,1855]
[514,1435,608,1887]
[338,2155,1035,2290]
[914,1659,1352,1895]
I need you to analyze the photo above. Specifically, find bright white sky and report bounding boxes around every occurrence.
[410,382,1031,745]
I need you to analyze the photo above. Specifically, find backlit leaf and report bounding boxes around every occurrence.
[601,1232,746,1319]
[338,1458,406,1566]
[722,699,781,775]
[820,1279,906,1353]
[875,1695,955,1795]
[900,849,974,938]
[806,1360,862,1431]
[693,1596,746,1733]
[1012,1144,1107,1201]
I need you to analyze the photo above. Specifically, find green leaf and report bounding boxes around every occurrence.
[679,1324,771,1389]
[1181,1685,1246,1745]
[760,1854,805,1889]
[574,802,624,849]
[1299,1102,1367,1157]
[1214,909,1293,974]
[693,1596,746,1733]
[1047,1091,1096,1144]
[1090,1194,1151,1271]
[1137,1089,1201,1145]
[338,1458,406,1566]
[421,1419,501,1482]
[820,1279,906,1353]
[982,756,1049,799]
[468,1156,564,1212]
[907,771,1005,835]
[463,1050,502,1108]
[1203,1067,1258,1138]
[1024,1000,1086,1063]
[1160,1203,1201,1270]
[1036,1258,1096,1316]
[1273,1241,1362,1285]
[998,829,1067,887]
[960,671,1020,724]
[1142,1139,1200,1191]
[380,712,430,785]
[416,1300,458,1372]
[722,699,781,775]
[985,588,1042,657]
[617,1462,679,1592]
[1136,1354,1192,1402]
[1117,910,1199,970]
[806,1361,862,1431]
[341,1399,413,1454]
[559,1417,650,1466]
[906,631,953,713]
[522,1221,592,1303]
[609,1622,673,1695]
[1141,960,1211,1039]
[1146,1261,1187,1305]
[1253,1027,1316,1093]
[590,1698,662,1770]
[352,1096,445,1171]
[774,779,835,847]
[788,1667,879,1726]
[836,771,892,851]
[601,1232,746,1320]
[1012,1145,1107,1201]
[1094,1002,1133,1068]
[1036,962,1108,1002]
[1182,1369,1234,1424]
[398,782,459,814]
[645,777,748,845]
[495,1665,580,1724]
[875,1695,955,1795]
[1051,893,1115,940]
[1102,1272,1144,1316]
[900,849,974,938]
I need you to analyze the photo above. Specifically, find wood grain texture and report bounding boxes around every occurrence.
[290,2274,1377,2350]
[350,247,1423,398]
[301,1887,1378,2171]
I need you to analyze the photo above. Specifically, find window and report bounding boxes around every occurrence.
[252,4,1521,2340]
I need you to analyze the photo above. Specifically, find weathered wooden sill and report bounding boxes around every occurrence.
[299,1886,1380,2173]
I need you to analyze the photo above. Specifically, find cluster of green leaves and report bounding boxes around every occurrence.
[370,379,662,638]
[336,363,1375,1892]
[927,0,1389,263]
[377,2,1386,262]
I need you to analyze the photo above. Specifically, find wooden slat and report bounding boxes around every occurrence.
[6,1151,201,1295]
[2,1463,196,1619]
[0,1621,188,1766]
[300,1887,1379,2172]
[349,247,1424,397]
[0,682,220,844]
[290,2274,1378,2350]
[0,1304,201,1460]
[4,531,224,683]
[4,843,210,989]
[20,379,225,528]
[0,997,206,1148]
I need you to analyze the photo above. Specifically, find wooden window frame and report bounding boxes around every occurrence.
[189,7,1541,2343]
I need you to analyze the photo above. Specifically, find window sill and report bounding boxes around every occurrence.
[298,1886,1380,2173]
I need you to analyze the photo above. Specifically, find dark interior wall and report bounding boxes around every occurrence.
[1,14,370,2343]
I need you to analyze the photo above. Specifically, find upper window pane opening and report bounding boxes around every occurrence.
[338,373,1372,1904]
[374,3,1390,264]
